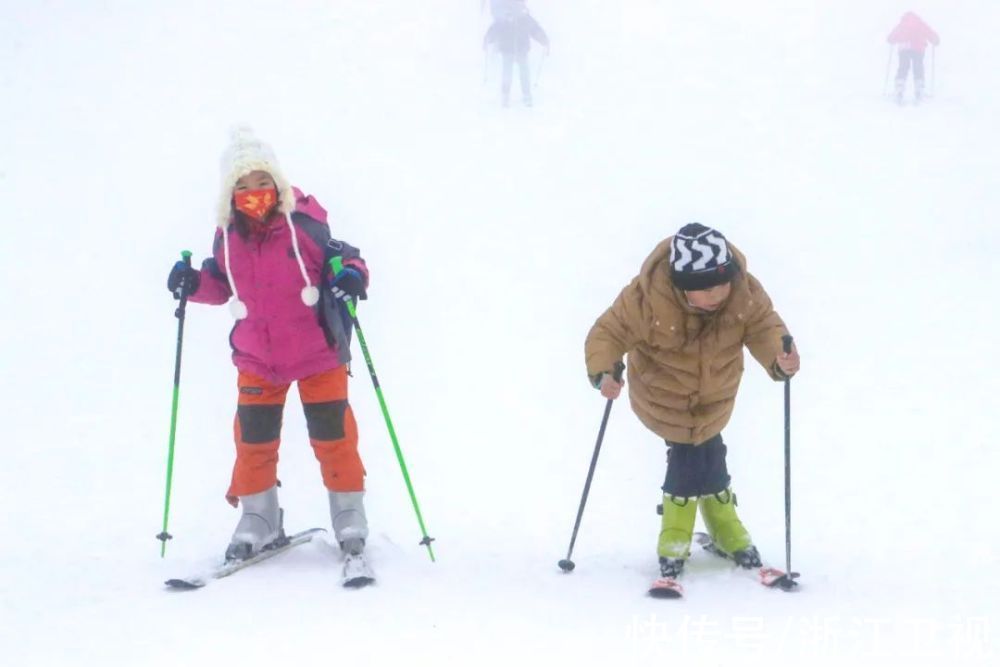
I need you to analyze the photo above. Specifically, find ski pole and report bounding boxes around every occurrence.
[930,45,936,98]
[780,335,800,589]
[558,361,626,572]
[534,50,548,89]
[329,258,436,562]
[157,250,193,557]
[882,45,894,97]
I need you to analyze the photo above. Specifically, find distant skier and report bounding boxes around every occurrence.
[584,223,800,597]
[483,0,550,107]
[166,127,375,587]
[887,11,940,103]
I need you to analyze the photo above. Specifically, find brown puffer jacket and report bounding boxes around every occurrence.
[585,237,789,445]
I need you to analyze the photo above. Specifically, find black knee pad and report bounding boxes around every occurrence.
[303,400,348,441]
[237,404,284,443]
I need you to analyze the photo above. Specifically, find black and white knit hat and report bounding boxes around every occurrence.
[669,223,738,291]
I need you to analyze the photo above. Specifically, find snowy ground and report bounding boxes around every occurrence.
[2,0,998,664]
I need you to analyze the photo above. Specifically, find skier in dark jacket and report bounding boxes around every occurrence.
[483,0,549,107]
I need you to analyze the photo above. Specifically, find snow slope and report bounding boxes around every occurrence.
[1,0,998,664]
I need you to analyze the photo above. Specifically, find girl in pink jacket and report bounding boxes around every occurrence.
[888,11,940,103]
[167,127,374,585]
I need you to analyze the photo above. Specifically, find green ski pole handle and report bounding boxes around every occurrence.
[158,250,193,556]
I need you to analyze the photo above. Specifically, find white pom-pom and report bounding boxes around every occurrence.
[229,298,248,320]
[301,285,320,307]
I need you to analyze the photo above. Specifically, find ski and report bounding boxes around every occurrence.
[164,527,326,590]
[648,577,684,599]
[693,532,799,591]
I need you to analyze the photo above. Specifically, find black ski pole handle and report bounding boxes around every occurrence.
[174,250,193,315]
[782,335,793,354]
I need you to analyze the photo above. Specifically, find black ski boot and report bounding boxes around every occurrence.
[731,545,763,569]
[658,557,686,578]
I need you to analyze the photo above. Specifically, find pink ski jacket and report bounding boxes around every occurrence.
[191,188,368,384]
[887,12,940,53]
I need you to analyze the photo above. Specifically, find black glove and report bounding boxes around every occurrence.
[167,261,200,299]
[329,266,365,301]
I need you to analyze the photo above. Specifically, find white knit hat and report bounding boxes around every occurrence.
[216,126,318,320]
[217,126,295,228]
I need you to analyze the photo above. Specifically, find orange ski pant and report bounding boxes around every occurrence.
[226,365,365,505]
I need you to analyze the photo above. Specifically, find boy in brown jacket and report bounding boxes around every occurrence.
[584,223,800,585]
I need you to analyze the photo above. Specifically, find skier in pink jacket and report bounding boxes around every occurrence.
[166,127,374,586]
[887,11,940,103]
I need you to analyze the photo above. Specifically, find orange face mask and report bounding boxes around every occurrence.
[233,188,277,222]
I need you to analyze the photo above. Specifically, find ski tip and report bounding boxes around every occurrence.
[648,578,684,599]
[648,588,683,599]
[342,576,375,589]
[299,527,328,539]
[165,578,205,590]
[760,568,800,591]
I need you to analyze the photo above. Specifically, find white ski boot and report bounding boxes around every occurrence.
[330,491,375,587]
[225,485,286,562]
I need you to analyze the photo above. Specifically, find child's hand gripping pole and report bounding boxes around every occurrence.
[329,256,359,316]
